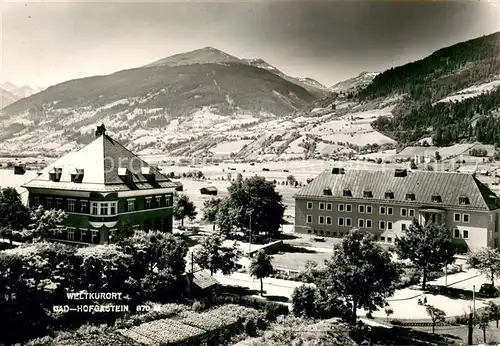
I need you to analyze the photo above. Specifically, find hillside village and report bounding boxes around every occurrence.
[0,28,500,346]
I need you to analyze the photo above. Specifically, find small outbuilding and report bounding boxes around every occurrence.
[200,186,218,195]
[14,164,26,175]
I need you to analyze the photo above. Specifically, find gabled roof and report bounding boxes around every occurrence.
[22,134,178,192]
[294,168,500,211]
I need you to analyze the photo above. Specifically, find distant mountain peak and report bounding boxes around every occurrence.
[144,47,242,68]
[329,71,379,93]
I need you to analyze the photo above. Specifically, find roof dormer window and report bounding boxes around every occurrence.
[363,190,373,198]
[459,196,470,205]
[385,191,394,199]
[323,188,332,196]
[343,189,352,197]
[432,194,442,203]
[71,169,84,183]
[49,167,62,182]
[405,193,416,201]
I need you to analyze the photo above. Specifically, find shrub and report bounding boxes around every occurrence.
[192,301,204,312]
[244,318,258,337]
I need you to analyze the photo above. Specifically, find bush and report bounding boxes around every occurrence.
[192,301,204,312]
[244,318,258,337]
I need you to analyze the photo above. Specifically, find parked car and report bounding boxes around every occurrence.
[478,283,499,298]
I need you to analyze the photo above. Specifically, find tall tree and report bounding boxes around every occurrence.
[249,250,274,296]
[467,248,500,286]
[286,174,297,186]
[227,176,285,239]
[320,230,400,324]
[395,220,457,290]
[291,284,318,318]
[202,198,221,232]
[193,234,242,275]
[22,205,67,243]
[173,194,197,227]
[0,187,30,244]
[426,305,446,334]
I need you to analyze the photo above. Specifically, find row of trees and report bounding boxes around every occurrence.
[0,229,189,344]
[291,220,460,325]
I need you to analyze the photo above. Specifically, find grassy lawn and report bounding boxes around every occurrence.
[271,250,332,271]
[410,321,500,345]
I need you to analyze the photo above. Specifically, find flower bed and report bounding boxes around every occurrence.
[118,319,207,345]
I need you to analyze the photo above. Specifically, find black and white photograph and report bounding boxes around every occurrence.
[0,0,500,345]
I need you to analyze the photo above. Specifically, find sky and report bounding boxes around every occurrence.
[1,0,499,89]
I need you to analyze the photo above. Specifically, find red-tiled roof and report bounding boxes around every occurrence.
[294,168,500,211]
[22,134,178,192]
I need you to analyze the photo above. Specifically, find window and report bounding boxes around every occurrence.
[463,214,470,223]
[387,207,393,215]
[338,217,344,226]
[56,198,63,210]
[358,219,365,228]
[319,202,325,210]
[109,230,116,241]
[387,221,393,230]
[379,221,386,230]
[387,237,392,243]
[46,198,53,209]
[319,216,325,224]
[110,202,117,215]
[358,205,365,213]
[366,206,372,214]
[363,190,373,198]
[165,195,171,206]
[80,229,86,242]
[68,200,75,212]
[459,196,470,205]
[381,236,385,241]
[146,197,152,209]
[346,204,352,212]
[91,230,99,243]
[463,230,469,239]
[326,203,332,211]
[401,208,407,217]
[326,216,332,225]
[454,213,461,222]
[385,191,394,199]
[406,193,416,201]
[401,223,407,231]
[307,201,313,210]
[454,229,460,238]
[343,189,352,197]
[33,196,40,206]
[81,201,88,213]
[100,203,109,215]
[432,194,442,203]
[340,232,344,237]
[68,229,74,241]
[127,199,135,212]
[338,204,345,212]
[366,219,372,228]
[346,218,352,227]
[379,206,386,215]
[306,215,312,223]
[156,196,162,208]
[91,202,98,215]
[408,209,415,217]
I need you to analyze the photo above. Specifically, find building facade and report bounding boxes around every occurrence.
[22,127,179,245]
[294,167,500,251]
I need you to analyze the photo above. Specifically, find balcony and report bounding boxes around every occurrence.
[89,215,118,223]
[419,209,446,226]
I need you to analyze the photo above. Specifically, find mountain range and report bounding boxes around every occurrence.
[0,82,45,109]
[0,32,499,159]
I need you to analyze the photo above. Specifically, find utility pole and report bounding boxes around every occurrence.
[473,285,476,318]
[248,213,252,254]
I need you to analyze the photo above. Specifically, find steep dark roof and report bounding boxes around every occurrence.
[22,134,178,192]
[294,168,500,211]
